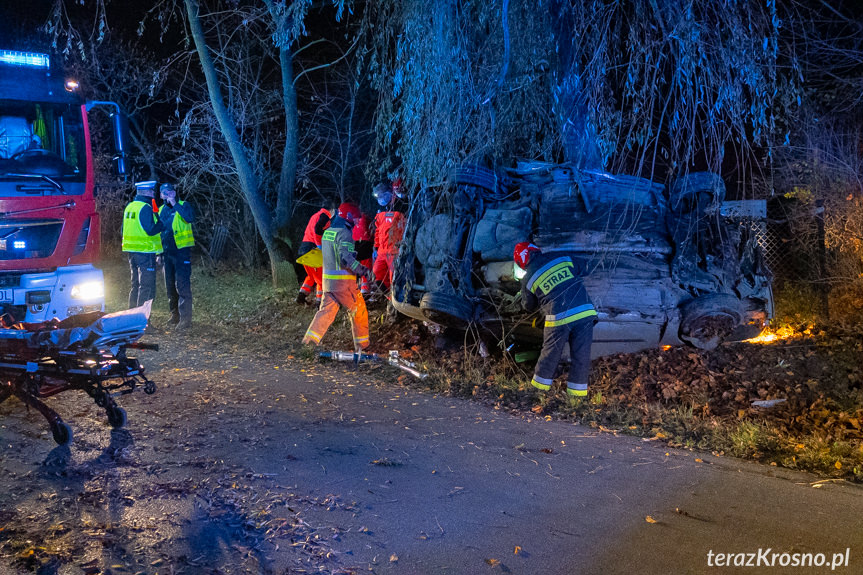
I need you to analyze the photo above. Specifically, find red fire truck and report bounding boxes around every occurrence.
[0,48,127,322]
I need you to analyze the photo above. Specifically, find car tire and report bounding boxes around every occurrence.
[451,164,498,193]
[669,172,725,214]
[420,292,476,329]
[679,293,742,351]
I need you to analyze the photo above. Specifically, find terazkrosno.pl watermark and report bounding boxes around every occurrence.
[707,549,851,570]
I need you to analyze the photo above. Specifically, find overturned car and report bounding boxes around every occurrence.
[390,163,772,358]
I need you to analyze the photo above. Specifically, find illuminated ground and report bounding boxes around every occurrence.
[1,333,861,574]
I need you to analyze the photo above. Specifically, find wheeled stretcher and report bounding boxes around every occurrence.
[0,302,157,445]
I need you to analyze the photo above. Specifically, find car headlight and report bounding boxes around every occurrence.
[70,280,105,300]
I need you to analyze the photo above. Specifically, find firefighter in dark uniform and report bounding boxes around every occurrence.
[122,180,163,308]
[515,242,597,399]
[158,183,195,331]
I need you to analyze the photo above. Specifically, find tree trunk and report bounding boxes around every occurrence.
[274,46,298,235]
[185,0,296,288]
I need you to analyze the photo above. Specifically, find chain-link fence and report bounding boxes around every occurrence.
[763,197,826,286]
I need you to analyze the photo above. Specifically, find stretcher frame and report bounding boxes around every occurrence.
[0,304,157,445]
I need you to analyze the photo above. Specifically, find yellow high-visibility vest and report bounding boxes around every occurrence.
[122,200,162,253]
[171,200,195,249]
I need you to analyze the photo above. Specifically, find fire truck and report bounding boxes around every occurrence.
[0,49,127,322]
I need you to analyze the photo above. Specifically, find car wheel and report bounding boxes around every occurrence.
[669,172,725,214]
[420,292,476,329]
[451,164,498,193]
[679,293,742,351]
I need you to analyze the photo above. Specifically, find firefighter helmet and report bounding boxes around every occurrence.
[338,202,362,225]
[513,242,541,270]
[392,177,405,199]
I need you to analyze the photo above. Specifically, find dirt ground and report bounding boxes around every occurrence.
[365,310,863,480]
[2,320,862,575]
[2,263,863,572]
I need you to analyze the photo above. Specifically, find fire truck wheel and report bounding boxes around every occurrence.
[51,422,73,445]
[107,406,127,429]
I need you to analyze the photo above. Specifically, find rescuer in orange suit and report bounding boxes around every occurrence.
[371,181,406,291]
[515,242,597,400]
[295,206,333,305]
[302,202,375,350]
[352,211,374,295]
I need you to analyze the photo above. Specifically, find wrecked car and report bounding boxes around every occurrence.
[390,163,773,358]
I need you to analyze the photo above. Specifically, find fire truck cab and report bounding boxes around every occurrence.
[0,49,126,322]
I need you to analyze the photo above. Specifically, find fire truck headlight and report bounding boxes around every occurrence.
[70,281,105,300]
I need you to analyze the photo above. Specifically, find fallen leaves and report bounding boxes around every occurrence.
[645,515,658,524]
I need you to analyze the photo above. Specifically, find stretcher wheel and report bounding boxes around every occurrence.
[107,406,127,429]
[51,422,73,445]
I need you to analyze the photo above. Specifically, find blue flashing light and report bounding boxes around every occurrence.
[0,50,50,69]
[13,240,26,250]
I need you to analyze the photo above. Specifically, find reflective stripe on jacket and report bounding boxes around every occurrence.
[122,200,163,253]
[171,200,195,249]
[321,216,363,288]
[520,252,596,323]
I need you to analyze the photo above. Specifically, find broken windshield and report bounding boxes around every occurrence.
[0,100,86,196]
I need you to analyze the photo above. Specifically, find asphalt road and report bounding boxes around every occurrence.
[1,338,861,574]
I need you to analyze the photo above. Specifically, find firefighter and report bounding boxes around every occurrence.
[296,207,333,305]
[302,202,375,350]
[158,183,195,331]
[352,211,374,295]
[371,182,406,291]
[122,180,163,309]
[514,242,597,399]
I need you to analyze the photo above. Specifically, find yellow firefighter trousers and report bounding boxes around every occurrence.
[302,278,369,350]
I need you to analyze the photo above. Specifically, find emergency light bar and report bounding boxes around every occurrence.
[0,50,50,68]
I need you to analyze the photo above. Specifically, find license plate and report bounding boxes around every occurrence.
[0,289,11,303]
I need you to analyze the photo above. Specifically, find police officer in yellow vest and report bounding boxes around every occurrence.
[122,180,164,309]
[158,183,195,331]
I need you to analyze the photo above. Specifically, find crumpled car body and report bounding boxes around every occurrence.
[390,163,773,358]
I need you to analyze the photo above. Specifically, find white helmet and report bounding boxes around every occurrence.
[372,183,393,206]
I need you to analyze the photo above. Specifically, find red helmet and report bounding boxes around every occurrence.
[392,177,404,199]
[513,242,541,270]
[338,202,362,225]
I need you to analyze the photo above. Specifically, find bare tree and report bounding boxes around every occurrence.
[362,0,802,189]
[50,0,354,286]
